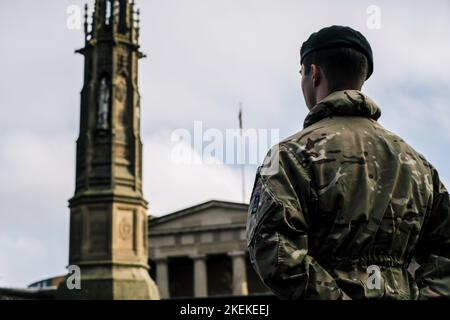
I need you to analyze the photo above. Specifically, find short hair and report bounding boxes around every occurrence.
[303,47,369,92]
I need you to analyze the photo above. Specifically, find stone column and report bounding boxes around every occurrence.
[229,251,248,296]
[191,254,208,297]
[155,257,170,299]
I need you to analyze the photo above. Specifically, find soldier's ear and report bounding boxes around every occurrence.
[310,64,321,88]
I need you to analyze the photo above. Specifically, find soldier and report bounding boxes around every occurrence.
[246,25,450,299]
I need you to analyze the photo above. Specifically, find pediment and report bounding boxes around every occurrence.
[148,200,248,232]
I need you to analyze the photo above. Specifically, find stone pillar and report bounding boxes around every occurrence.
[191,254,208,297]
[155,257,170,299]
[56,0,159,300]
[229,251,248,296]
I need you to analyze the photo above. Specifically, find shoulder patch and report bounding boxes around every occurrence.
[250,179,262,214]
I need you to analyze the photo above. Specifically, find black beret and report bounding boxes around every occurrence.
[300,25,373,80]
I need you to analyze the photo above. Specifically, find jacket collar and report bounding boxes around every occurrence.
[303,90,382,128]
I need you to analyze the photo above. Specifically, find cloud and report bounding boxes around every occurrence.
[143,131,257,215]
[0,131,72,287]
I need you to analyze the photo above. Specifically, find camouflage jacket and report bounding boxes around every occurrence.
[247,90,450,299]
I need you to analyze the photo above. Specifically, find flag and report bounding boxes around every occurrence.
[238,103,243,130]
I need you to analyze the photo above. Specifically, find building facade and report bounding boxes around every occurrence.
[148,200,270,299]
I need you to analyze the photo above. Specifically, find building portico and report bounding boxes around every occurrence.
[148,200,269,298]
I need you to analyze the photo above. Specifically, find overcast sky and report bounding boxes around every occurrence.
[0,0,449,287]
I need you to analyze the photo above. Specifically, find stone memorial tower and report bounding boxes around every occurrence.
[57,0,160,299]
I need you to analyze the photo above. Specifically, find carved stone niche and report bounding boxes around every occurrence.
[96,75,111,131]
[113,74,128,134]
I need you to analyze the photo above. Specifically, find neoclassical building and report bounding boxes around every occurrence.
[148,200,270,299]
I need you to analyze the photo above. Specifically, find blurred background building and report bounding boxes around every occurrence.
[148,200,269,298]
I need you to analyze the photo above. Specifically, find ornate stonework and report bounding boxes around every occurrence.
[57,0,159,300]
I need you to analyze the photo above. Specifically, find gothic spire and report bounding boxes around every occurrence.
[84,0,141,44]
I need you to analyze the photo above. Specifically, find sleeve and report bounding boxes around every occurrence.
[414,166,450,299]
[246,144,349,300]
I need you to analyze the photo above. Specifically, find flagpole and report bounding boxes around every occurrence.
[239,102,246,203]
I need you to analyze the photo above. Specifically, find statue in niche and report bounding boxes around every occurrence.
[97,77,110,130]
